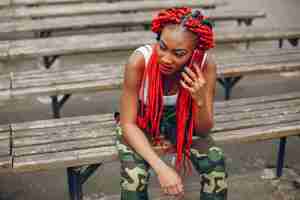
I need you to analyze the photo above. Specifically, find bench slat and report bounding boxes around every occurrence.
[8,92,300,172]
[2,0,173,7]
[13,146,117,172]
[215,91,300,108]
[0,0,118,7]
[0,156,12,171]
[216,98,300,115]
[0,10,266,34]
[14,136,115,156]
[216,99,300,123]
[12,96,300,154]
[11,113,113,130]
[0,0,225,18]
[213,121,300,143]
[1,27,300,60]
[0,139,10,157]
[214,112,300,132]
[13,123,115,146]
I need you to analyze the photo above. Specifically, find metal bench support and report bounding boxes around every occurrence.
[279,38,299,48]
[237,18,253,26]
[36,31,73,118]
[276,137,287,177]
[217,76,243,100]
[67,164,102,200]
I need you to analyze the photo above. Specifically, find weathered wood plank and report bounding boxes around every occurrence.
[11,113,113,130]
[0,0,10,7]
[13,122,115,146]
[213,112,300,132]
[0,156,12,172]
[12,66,123,87]
[215,91,300,108]
[215,98,300,116]
[0,41,10,60]
[216,27,300,44]
[11,0,112,6]
[215,101,300,123]
[0,139,10,157]
[212,121,300,144]
[2,0,226,18]
[0,74,11,102]
[14,136,115,156]
[219,60,300,78]
[11,76,123,97]
[0,10,266,34]
[13,146,117,172]
[1,27,299,60]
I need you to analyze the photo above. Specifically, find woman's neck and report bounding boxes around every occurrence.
[162,72,181,96]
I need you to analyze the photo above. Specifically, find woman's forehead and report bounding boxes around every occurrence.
[160,26,197,50]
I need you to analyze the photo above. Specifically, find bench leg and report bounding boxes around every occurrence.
[51,94,72,118]
[68,167,83,200]
[217,76,243,100]
[276,137,287,177]
[67,164,102,200]
[237,18,253,26]
[279,38,299,48]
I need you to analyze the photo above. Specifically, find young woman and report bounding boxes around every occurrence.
[116,7,227,200]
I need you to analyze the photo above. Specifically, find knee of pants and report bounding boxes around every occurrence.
[190,146,226,175]
[121,163,150,192]
[190,146,227,194]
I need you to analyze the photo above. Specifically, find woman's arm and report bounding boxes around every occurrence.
[120,50,184,195]
[120,51,166,173]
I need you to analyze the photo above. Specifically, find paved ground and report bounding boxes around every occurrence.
[0,0,300,199]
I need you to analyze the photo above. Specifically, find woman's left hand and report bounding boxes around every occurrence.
[180,63,206,106]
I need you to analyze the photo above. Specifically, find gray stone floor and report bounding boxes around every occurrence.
[0,0,300,199]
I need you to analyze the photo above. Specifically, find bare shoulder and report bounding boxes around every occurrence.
[126,50,146,73]
[123,49,147,90]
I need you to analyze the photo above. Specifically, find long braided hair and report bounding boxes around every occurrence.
[137,7,214,171]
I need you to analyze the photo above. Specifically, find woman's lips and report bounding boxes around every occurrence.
[159,64,174,74]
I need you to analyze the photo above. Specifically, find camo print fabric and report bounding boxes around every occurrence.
[115,105,227,200]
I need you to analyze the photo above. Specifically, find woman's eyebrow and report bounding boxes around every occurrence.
[161,39,188,53]
[174,49,188,53]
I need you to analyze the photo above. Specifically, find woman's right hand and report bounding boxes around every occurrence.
[156,164,184,196]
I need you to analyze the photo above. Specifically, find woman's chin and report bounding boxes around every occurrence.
[159,67,174,75]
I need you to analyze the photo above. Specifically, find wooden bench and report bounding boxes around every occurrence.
[0,48,299,113]
[0,27,299,60]
[0,91,299,199]
[0,0,227,19]
[0,10,266,36]
[0,26,299,101]
[0,0,228,7]
[0,0,146,7]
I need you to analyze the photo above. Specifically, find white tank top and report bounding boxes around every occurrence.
[134,45,207,106]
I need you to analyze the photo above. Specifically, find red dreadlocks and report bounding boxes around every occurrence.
[137,7,214,172]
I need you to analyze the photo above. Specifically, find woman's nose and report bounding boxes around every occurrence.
[161,52,173,65]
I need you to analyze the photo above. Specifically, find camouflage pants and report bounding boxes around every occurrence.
[115,126,227,200]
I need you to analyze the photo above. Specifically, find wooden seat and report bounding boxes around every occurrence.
[0,0,145,7]
[9,91,300,172]
[0,10,266,36]
[0,27,299,60]
[0,48,298,101]
[0,124,12,171]
[0,0,227,19]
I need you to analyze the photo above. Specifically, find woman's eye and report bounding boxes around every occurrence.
[175,52,185,58]
[159,42,167,51]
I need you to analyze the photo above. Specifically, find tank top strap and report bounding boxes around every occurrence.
[200,52,208,71]
[134,44,153,66]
